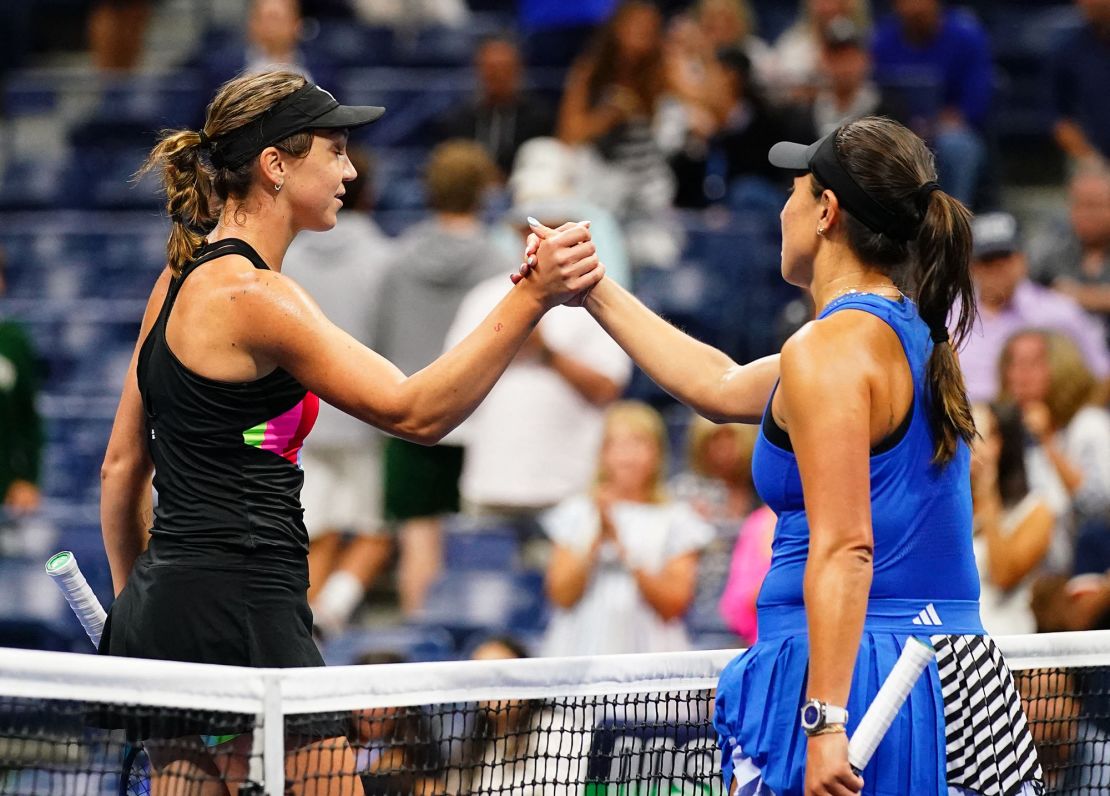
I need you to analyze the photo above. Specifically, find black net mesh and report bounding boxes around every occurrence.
[0,665,1107,794]
[0,697,261,795]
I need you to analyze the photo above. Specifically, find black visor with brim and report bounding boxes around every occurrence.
[768,130,917,241]
[207,83,385,170]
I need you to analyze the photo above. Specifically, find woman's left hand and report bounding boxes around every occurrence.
[1021,402,1053,443]
[805,733,862,796]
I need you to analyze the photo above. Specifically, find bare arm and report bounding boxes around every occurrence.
[545,541,602,608]
[976,492,1054,591]
[101,269,169,594]
[241,226,601,445]
[630,551,699,622]
[557,61,628,145]
[583,277,779,422]
[542,343,623,406]
[1054,119,1100,161]
[781,317,873,795]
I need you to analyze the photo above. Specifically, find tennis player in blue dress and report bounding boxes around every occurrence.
[520,116,1044,795]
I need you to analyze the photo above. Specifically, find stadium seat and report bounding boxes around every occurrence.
[321,625,457,665]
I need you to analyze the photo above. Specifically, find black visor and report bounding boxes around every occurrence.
[207,83,385,170]
[769,130,918,240]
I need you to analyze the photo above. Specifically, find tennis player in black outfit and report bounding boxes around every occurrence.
[98,69,602,795]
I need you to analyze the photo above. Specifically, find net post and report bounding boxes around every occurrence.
[262,672,285,796]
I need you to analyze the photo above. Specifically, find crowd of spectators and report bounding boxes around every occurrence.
[3,0,1110,662]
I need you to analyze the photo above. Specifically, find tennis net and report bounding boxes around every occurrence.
[0,631,1107,795]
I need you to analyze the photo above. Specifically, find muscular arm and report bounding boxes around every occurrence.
[583,277,779,423]
[101,269,168,595]
[779,319,876,709]
[241,226,600,444]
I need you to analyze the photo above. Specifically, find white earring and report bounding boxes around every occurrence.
[817,226,826,236]
[274,182,283,192]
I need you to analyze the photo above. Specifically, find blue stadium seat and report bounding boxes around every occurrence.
[321,625,457,665]
[414,569,547,646]
[442,520,521,571]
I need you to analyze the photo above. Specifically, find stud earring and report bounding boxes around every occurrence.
[817,226,826,236]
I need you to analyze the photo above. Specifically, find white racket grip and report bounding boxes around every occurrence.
[848,636,936,773]
[45,551,107,648]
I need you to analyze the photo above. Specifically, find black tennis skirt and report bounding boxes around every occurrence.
[96,539,345,740]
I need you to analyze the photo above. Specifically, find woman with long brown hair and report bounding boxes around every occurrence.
[519,116,1043,794]
[98,69,601,794]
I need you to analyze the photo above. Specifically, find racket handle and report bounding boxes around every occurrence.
[45,551,107,648]
[847,636,936,773]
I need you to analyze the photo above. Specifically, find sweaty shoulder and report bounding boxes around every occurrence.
[782,309,889,379]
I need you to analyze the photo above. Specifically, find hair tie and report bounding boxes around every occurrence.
[928,321,949,345]
[916,181,941,215]
[198,129,211,148]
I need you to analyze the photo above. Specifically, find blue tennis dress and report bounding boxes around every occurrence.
[713,294,1044,796]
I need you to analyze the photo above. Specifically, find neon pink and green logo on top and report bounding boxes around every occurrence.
[242,392,319,467]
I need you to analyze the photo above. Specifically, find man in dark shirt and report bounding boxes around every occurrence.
[436,36,556,176]
[871,0,993,205]
[1050,0,1110,163]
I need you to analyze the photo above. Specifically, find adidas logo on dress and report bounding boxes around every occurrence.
[911,603,943,626]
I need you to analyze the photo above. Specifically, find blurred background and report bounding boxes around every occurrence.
[2,0,1110,667]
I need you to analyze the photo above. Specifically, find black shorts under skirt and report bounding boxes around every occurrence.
[96,540,345,740]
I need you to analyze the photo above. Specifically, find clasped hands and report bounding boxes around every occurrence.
[509,217,604,309]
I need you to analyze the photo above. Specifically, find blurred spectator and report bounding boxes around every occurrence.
[772,0,871,100]
[664,13,731,206]
[540,402,714,656]
[1016,667,1110,792]
[351,652,442,796]
[969,402,1055,636]
[282,148,393,638]
[374,140,510,617]
[88,0,151,72]
[444,164,632,541]
[793,18,898,140]
[959,212,1110,404]
[0,249,43,521]
[998,330,1110,574]
[557,1,686,268]
[1031,572,1110,633]
[496,137,631,287]
[670,416,758,526]
[442,636,588,794]
[717,504,775,643]
[714,46,786,187]
[1030,165,1110,339]
[352,0,468,27]
[436,36,557,177]
[203,0,334,98]
[1050,0,1110,164]
[694,0,775,90]
[871,0,992,205]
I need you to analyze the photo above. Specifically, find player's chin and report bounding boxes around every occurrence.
[305,209,339,232]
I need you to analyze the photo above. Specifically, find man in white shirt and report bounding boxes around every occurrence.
[444,277,632,528]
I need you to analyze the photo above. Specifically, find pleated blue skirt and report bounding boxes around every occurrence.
[712,599,1044,796]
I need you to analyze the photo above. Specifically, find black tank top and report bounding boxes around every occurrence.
[137,239,319,558]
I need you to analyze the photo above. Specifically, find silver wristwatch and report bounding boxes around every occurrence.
[800,699,849,736]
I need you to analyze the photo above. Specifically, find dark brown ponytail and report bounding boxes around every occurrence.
[818,117,977,465]
[913,187,976,464]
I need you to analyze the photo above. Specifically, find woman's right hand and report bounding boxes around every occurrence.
[513,220,605,309]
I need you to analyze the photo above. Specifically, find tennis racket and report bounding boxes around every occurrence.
[847,635,937,774]
[45,551,151,796]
